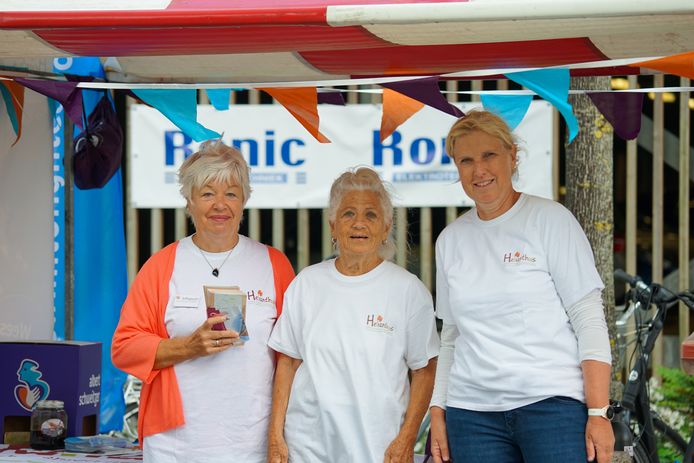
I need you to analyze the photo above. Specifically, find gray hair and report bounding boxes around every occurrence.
[328,167,396,261]
[178,140,252,206]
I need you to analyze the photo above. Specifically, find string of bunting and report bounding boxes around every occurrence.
[1,49,693,146]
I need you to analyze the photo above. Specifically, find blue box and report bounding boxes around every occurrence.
[0,341,101,443]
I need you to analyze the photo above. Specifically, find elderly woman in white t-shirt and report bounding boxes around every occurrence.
[112,141,294,462]
[429,110,614,463]
[267,167,440,463]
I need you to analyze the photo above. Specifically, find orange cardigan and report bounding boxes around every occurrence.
[111,241,295,444]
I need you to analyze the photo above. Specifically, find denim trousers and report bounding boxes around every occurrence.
[446,396,588,463]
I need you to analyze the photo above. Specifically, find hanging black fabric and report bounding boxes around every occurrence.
[73,94,123,189]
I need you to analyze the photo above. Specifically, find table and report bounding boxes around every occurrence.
[0,445,142,462]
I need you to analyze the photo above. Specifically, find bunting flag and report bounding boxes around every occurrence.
[0,80,24,145]
[588,92,644,140]
[15,78,84,129]
[631,51,694,80]
[381,77,464,119]
[206,88,231,111]
[480,94,533,130]
[317,91,346,106]
[260,87,330,143]
[132,89,221,142]
[380,88,424,142]
[123,89,153,107]
[504,68,579,143]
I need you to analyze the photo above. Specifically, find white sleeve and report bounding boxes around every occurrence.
[544,204,604,308]
[405,280,440,370]
[435,235,453,323]
[565,288,611,364]
[267,281,303,360]
[429,322,459,409]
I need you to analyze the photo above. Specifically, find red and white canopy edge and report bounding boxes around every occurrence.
[1,0,693,85]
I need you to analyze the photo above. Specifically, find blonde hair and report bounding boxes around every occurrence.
[328,167,396,261]
[445,109,517,158]
[178,140,251,206]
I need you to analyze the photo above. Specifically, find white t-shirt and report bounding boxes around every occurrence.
[268,259,439,463]
[145,235,279,463]
[435,193,604,411]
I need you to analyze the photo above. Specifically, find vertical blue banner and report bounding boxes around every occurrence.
[50,96,65,340]
[53,57,128,433]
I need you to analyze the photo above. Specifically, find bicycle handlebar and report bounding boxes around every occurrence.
[615,269,689,307]
[614,269,641,288]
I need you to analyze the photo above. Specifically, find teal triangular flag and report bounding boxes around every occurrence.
[0,83,20,136]
[504,69,579,142]
[480,94,532,130]
[133,89,220,142]
[206,89,231,111]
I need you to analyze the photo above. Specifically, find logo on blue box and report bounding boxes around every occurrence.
[14,359,51,411]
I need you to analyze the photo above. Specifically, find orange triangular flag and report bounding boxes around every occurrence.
[0,79,25,146]
[380,88,425,142]
[631,51,694,80]
[259,87,330,143]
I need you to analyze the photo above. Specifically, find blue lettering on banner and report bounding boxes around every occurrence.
[372,130,451,166]
[164,131,306,168]
[373,131,403,166]
[165,131,193,166]
[410,137,436,165]
[281,139,305,166]
[232,138,258,165]
[264,130,275,166]
[164,171,177,184]
[392,171,459,182]
[251,173,288,184]
[51,101,65,340]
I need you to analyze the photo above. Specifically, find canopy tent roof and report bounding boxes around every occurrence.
[2,0,694,85]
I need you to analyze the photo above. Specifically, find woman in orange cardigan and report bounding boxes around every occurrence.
[112,141,294,463]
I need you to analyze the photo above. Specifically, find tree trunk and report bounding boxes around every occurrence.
[565,76,619,391]
[566,76,626,462]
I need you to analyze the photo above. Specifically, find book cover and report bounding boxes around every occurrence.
[204,286,249,345]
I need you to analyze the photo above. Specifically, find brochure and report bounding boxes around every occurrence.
[204,285,248,345]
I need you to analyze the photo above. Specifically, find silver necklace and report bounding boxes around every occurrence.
[195,238,235,277]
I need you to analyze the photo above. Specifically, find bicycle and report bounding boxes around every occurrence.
[612,269,694,463]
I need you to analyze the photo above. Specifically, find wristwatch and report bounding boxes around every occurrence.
[587,405,615,421]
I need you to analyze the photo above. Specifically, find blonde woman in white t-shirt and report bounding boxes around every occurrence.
[267,167,440,463]
[429,110,614,463]
[112,141,294,462]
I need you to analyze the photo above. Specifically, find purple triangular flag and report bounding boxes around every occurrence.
[15,78,84,129]
[588,92,644,140]
[317,91,345,106]
[381,77,464,118]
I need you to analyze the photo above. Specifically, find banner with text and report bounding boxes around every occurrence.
[129,101,553,209]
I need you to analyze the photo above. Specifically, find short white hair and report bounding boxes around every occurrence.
[178,140,251,206]
[328,166,396,261]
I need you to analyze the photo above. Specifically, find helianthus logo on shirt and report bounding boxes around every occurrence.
[365,314,394,333]
[247,289,274,304]
[502,251,536,264]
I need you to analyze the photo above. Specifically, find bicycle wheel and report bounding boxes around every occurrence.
[633,441,652,463]
[632,418,688,463]
[653,417,688,454]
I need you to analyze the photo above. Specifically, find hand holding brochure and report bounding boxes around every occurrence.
[204,286,249,345]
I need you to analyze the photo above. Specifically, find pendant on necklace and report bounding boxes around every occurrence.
[212,268,219,277]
